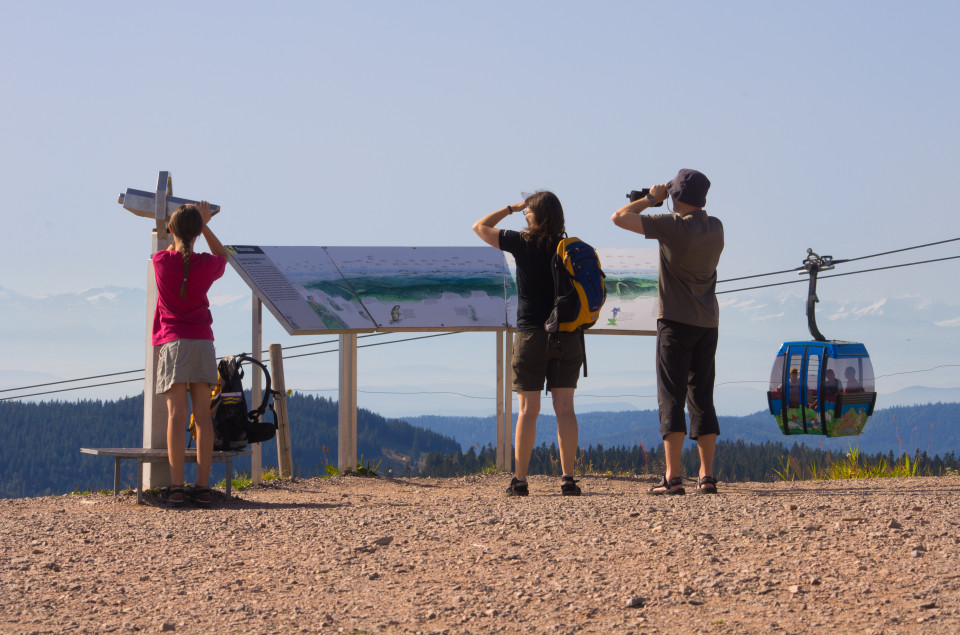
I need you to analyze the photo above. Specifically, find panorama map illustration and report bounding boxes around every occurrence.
[225,245,660,335]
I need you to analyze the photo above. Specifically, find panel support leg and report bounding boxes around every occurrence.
[338,334,358,473]
[497,330,514,471]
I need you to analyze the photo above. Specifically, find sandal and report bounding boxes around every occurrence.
[506,477,529,497]
[648,475,685,496]
[697,475,718,495]
[159,485,186,508]
[187,485,213,508]
[560,476,581,497]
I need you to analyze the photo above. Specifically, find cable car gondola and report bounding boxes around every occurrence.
[767,250,877,437]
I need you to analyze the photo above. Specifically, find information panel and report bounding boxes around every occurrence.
[591,248,659,334]
[226,246,364,333]
[321,247,512,330]
[225,245,659,335]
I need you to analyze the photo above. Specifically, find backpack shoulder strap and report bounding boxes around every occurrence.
[580,329,588,377]
[235,353,276,418]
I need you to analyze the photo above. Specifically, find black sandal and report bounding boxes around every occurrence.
[506,477,529,497]
[159,485,186,508]
[187,485,213,508]
[697,475,718,495]
[648,475,685,496]
[560,476,581,497]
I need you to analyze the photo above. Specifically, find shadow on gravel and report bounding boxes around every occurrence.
[377,478,442,488]
[139,493,350,511]
[737,484,960,497]
[588,475,650,483]
[218,499,349,510]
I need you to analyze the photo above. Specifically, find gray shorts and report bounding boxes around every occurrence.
[156,339,218,394]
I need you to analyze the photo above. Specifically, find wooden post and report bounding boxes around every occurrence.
[142,227,170,488]
[498,329,514,471]
[496,330,506,471]
[269,344,293,477]
[338,333,358,473]
[142,173,171,488]
[250,296,263,483]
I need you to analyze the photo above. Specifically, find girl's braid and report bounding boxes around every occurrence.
[168,204,204,299]
[179,239,193,299]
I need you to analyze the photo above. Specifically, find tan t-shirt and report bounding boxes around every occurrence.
[642,210,724,328]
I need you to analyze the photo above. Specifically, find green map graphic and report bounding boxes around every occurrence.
[305,274,514,304]
[605,276,657,300]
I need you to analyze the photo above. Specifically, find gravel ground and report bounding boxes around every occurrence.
[2,473,959,634]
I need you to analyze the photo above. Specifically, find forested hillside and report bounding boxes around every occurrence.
[0,393,459,498]
[418,438,960,482]
[2,396,958,499]
[408,402,960,456]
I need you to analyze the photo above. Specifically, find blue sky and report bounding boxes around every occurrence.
[2,2,959,417]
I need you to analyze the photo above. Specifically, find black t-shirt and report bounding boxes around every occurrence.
[499,229,558,331]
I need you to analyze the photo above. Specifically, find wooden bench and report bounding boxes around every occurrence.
[80,448,252,504]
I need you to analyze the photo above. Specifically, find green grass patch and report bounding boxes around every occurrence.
[67,488,112,496]
[320,456,382,478]
[775,444,923,481]
[214,467,283,491]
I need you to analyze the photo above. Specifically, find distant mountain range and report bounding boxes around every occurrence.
[1,284,959,417]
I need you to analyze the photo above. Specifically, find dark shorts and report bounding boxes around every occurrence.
[656,319,720,439]
[512,330,584,393]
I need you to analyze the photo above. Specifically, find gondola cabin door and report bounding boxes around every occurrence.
[768,341,877,437]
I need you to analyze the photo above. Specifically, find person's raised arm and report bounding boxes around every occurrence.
[198,201,229,257]
[611,183,667,235]
[472,202,525,248]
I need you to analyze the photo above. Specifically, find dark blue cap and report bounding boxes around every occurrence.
[667,169,710,207]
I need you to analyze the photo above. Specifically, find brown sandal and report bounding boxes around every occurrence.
[697,476,718,495]
[160,485,186,508]
[187,486,213,508]
[648,475,685,496]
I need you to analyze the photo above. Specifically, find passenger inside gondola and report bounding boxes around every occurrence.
[786,368,800,407]
[843,366,861,393]
[823,369,840,402]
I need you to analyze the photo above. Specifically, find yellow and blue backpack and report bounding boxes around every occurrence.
[544,236,606,374]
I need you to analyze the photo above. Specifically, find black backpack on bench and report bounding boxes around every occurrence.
[190,353,280,451]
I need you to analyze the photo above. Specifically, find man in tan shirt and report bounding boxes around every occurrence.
[611,169,724,495]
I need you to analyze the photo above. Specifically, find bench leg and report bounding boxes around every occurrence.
[137,459,144,505]
[113,457,121,498]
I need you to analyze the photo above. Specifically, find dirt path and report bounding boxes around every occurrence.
[2,474,959,634]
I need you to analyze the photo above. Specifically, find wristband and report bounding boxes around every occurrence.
[645,193,656,204]
[507,205,513,214]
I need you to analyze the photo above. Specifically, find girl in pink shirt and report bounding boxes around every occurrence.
[153,201,227,507]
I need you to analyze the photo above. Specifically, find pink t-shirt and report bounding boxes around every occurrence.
[152,250,227,346]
